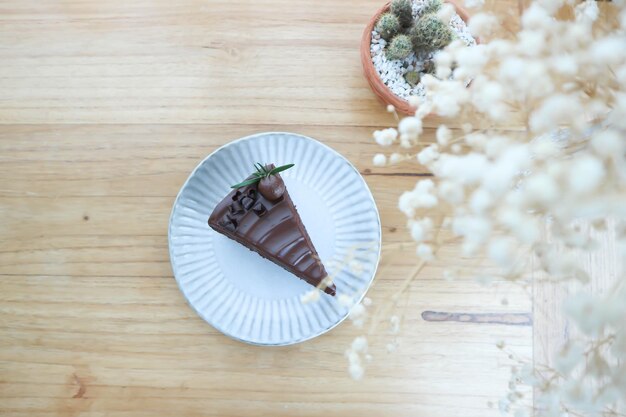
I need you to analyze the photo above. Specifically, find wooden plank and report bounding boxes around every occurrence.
[0,0,538,416]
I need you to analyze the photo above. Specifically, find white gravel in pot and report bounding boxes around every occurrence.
[370,0,476,101]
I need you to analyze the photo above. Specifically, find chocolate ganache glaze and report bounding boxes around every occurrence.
[208,164,335,296]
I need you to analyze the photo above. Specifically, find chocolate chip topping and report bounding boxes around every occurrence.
[252,202,267,217]
[229,201,244,215]
[241,196,254,210]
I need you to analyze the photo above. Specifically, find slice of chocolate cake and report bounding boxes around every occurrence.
[208,163,335,296]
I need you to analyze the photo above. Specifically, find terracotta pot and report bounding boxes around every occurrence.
[360,0,473,115]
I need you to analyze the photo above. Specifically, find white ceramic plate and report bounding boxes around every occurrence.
[168,132,381,345]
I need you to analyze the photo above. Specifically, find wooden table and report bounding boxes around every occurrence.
[0,1,597,416]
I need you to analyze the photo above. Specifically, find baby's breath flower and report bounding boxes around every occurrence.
[488,237,516,268]
[463,0,484,9]
[389,152,403,164]
[521,3,551,29]
[416,243,434,260]
[469,188,493,213]
[468,13,498,38]
[555,342,585,375]
[525,175,557,206]
[591,130,624,157]
[398,117,423,140]
[373,128,398,147]
[442,268,457,281]
[373,153,387,167]
[389,315,401,334]
[567,155,605,195]
[438,180,464,204]
[436,3,455,23]
[349,302,367,328]
[436,125,452,146]
[349,259,364,275]
[300,290,320,303]
[351,336,368,352]
[417,144,440,165]
[338,294,354,307]
[367,3,626,414]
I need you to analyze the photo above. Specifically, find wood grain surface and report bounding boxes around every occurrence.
[0,1,590,416]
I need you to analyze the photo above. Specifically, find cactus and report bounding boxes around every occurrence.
[376,12,401,41]
[391,0,414,28]
[422,59,435,74]
[420,0,443,16]
[409,13,454,53]
[404,71,421,86]
[386,34,413,60]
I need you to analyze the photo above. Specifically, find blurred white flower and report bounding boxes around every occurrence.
[575,0,599,23]
[390,315,401,334]
[416,243,435,260]
[468,13,498,37]
[338,294,354,307]
[464,0,484,8]
[438,180,465,204]
[386,342,398,353]
[456,45,489,77]
[373,153,387,167]
[551,54,578,76]
[373,128,397,147]
[436,3,455,23]
[521,3,552,29]
[536,0,566,15]
[590,35,626,66]
[436,125,452,146]
[389,152,403,164]
[349,260,364,275]
[410,218,434,242]
[366,3,626,415]
[398,117,422,140]
[591,130,624,157]
[435,152,489,184]
[529,94,584,133]
[555,342,585,374]
[469,188,493,213]
[417,144,440,165]
[488,237,516,267]
[471,79,505,120]
[567,155,605,195]
[524,173,559,205]
[300,290,320,303]
[443,268,458,281]
[434,50,452,71]
[352,336,368,352]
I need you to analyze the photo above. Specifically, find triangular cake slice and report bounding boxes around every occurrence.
[208,164,335,296]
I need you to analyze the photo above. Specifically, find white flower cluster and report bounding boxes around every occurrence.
[371,0,626,414]
[502,286,626,416]
[345,336,370,380]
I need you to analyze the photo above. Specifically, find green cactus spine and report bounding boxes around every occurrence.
[422,59,435,74]
[386,34,413,60]
[404,71,421,86]
[391,0,414,28]
[409,13,454,53]
[420,0,443,16]
[376,12,401,41]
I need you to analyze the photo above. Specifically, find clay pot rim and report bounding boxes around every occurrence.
[360,0,474,115]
